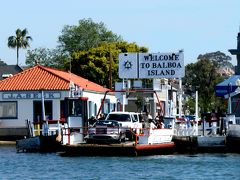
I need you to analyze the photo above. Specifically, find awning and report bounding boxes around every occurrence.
[215,75,240,97]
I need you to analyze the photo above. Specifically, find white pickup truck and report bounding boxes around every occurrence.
[104,112,143,140]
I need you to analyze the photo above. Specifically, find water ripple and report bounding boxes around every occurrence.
[0,145,240,179]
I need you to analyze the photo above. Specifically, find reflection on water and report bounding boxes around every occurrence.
[0,145,240,179]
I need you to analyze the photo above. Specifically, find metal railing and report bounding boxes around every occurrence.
[173,116,240,137]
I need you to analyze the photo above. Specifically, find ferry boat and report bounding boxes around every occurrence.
[59,90,175,156]
[60,125,174,156]
[16,89,175,155]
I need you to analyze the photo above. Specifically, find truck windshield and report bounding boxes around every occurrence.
[96,120,119,127]
[106,114,131,122]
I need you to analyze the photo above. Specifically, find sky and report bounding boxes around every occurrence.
[0,0,240,66]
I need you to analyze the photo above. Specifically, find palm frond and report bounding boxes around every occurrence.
[7,36,17,48]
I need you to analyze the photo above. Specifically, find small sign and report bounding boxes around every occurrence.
[3,91,61,99]
[119,53,138,79]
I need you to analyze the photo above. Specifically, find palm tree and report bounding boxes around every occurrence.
[8,28,32,65]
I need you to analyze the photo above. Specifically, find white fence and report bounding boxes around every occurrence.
[174,122,198,136]
[173,116,240,137]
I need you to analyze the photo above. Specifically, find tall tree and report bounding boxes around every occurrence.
[70,41,148,88]
[183,52,231,113]
[58,18,122,55]
[25,47,69,69]
[8,28,32,65]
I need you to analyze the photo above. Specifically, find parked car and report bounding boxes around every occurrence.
[85,120,126,144]
[104,112,143,140]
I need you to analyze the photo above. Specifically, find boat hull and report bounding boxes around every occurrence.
[135,142,175,156]
[59,142,175,157]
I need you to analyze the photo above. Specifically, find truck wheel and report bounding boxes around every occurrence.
[128,133,134,141]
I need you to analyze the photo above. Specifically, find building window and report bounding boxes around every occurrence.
[88,101,93,118]
[110,103,115,112]
[94,103,97,115]
[142,79,153,89]
[88,101,98,118]
[33,101,52,123]
[0,101,17,119]
[101,99,110,115]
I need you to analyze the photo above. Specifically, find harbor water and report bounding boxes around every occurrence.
[1,145,240,179]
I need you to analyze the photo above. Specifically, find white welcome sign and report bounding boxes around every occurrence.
[119,52,184,79]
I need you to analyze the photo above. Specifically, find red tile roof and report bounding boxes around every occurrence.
[0,65,109,93]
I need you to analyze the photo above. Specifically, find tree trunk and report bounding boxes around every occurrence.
[17,46,19,65]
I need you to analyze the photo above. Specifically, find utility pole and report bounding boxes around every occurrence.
[109,51,112,90]
[179,78,182,117]
[195,90,198,136]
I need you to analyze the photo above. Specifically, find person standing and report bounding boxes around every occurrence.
[155,111,164,129]
[210,110,217,135]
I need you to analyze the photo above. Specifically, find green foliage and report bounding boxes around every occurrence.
[8,28,32,65]
[183,51,230,113]
[183,96,195,115]
[25,47,69,69]
[58,18,122,55]
[25,18,148,82]
[70,41,148,88]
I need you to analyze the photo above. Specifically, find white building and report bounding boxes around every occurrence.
[115,78,178,119]
[0,65,116,139]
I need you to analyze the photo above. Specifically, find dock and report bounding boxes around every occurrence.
[173,135,227,153]
[172,135,240,153]
[16,135,61,152]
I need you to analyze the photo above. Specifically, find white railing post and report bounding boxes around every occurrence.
[195,90,198,136]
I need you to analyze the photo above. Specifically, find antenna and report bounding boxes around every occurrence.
[69,58,72,81]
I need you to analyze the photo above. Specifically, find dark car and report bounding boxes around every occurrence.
[85,120,126,144]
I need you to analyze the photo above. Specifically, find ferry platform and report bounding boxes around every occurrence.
[59,141,175,157]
